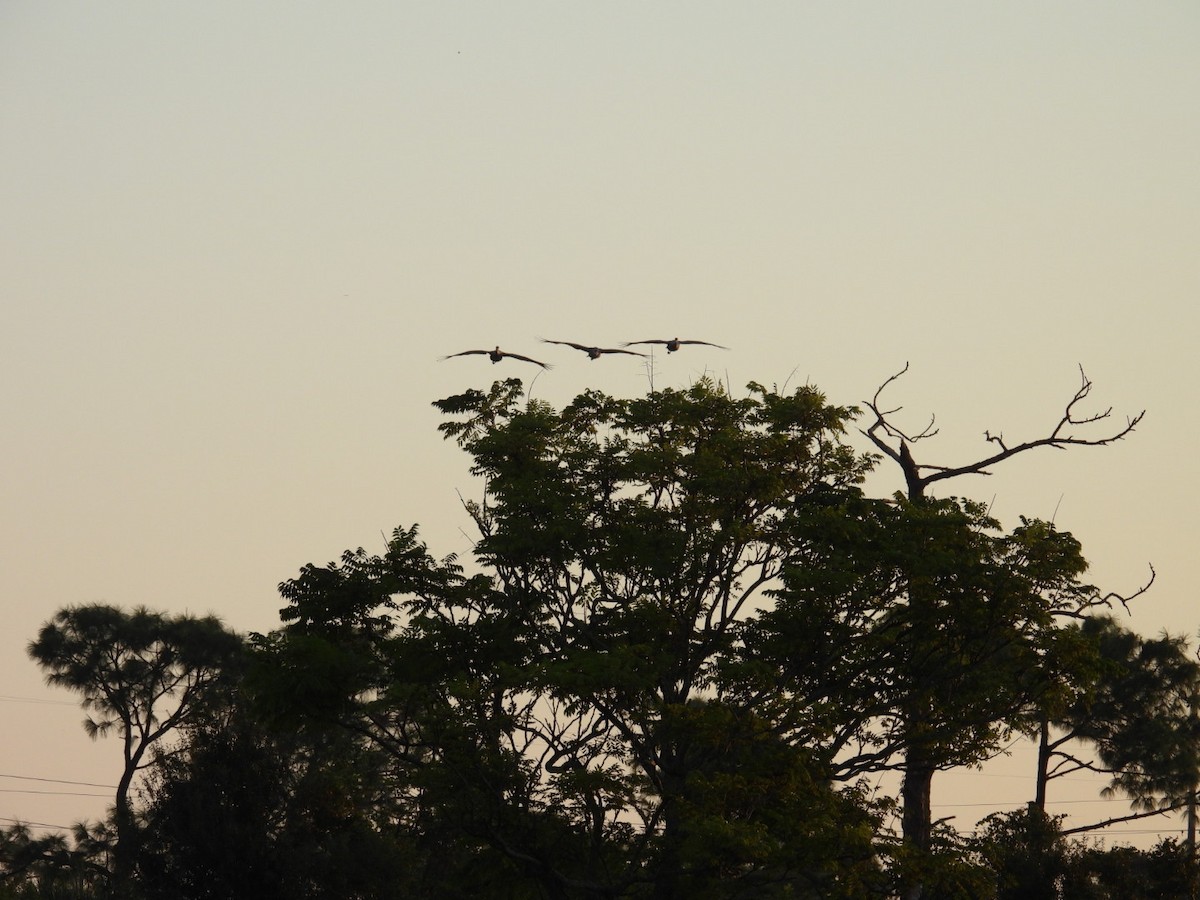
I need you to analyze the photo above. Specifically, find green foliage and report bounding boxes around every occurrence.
[974,807,1072,900]
[248,377,1142,897]
[135,708,413,900]
[742,495,1102,786]
[267,378,882,895]
[28,606,242,745]
[644,700,883,898]
[0,824,108,900]
[26,605,243,890]
[277,524,473,640]
[1033,615,1200,812]
[16,377,1172,899]
[973,809,1197,900]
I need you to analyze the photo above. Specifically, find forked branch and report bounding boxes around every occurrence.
[862,363,1145,500]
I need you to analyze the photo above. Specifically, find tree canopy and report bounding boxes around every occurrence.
[26,605,242,888]
[5,373,1188,900]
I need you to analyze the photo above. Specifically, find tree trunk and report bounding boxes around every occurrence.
[1035,717,1051,812]
[901,764,934,853]
[653,754,686,900]
[900,751,934,900]
[111,734,149,889]
[900,472,936,900]
[1188,793,1197,900]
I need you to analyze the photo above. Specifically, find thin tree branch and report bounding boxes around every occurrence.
[862,364,1145,499]
[1059,799,1186,837]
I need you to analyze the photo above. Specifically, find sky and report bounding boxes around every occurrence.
[2,1,1198,845]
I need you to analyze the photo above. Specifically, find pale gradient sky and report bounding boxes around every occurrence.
[2,2,1198,844]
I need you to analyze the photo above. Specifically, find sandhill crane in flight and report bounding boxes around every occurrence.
[542,339,649,360]
[622,338,729,353]
[440,346,552,369]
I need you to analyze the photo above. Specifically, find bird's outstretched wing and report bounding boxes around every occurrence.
[543,339,648,358]
[622,339,730,350]
[503,351,553,369]
[542,339,591,352]
[440,349,490,360]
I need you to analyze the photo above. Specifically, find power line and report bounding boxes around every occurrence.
[936,801,1171,816]
[1051,827,1185,839]
[970,770,1124,784]
[0,774,116,789]
[0,816,73,830]
[0,694,76,707]
[0,789,110,797]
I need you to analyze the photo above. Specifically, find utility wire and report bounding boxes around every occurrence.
[0,789,110,797]
[0,816,73,830]
[0,774,116,789]
[0,694,76,706]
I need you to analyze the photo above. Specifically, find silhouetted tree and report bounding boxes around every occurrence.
[1029,615,1200,828]
[135,699,414,900]
[259,378,884,897]
[859,364,1145,900]
[27,605,242,890]
[88,371,1143,900]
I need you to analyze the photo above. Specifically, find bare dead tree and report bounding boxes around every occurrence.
[862,362,1144,501]
[860,364,1146,900]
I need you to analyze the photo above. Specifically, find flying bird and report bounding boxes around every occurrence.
[542,339,648,360]
[622,338,729,353]
[440,346,552,369]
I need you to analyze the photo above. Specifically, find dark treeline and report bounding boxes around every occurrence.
[4,375,1197,900]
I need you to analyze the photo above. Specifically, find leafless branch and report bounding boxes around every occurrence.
[862,364,1145,499]
[1059,800,1186,837]
[1098,564,1155,615]
[863,364,940,456]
